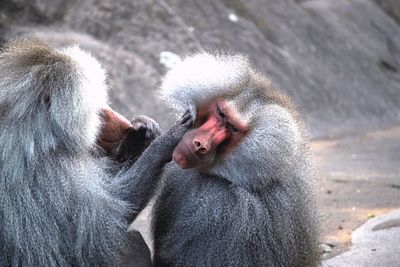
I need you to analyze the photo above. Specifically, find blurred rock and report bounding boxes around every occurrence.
[374,0,400,24]
[322,243,334,254]
[159,51,182,69]
[0,0,69,24]
[323,209,400,266]
[0,0,400,137]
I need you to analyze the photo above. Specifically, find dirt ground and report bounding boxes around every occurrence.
[314,125,400,258]
[131,125,400,258]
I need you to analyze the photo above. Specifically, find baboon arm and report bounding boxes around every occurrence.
[110,111,193,220]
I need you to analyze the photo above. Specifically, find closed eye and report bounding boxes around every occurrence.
[228,123,239,133]
[217,105,225,118]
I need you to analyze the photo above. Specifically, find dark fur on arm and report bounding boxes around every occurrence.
[109,111,193,220]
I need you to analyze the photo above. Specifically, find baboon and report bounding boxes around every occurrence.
[0,39,193,266]
[152,53,321,266]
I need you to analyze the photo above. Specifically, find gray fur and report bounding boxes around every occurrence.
[0,39,191,266]
[153,53,321,266]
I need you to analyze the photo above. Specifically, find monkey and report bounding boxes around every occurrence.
[151,53,321,267]
[0,39,194,266]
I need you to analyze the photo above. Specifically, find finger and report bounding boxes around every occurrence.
[132,122,146,131]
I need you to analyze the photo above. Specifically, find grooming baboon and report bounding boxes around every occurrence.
[0,39,192,266]
[152,53,321,266]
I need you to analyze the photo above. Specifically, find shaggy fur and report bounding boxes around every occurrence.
[153,53,321,266]
[0,39,187,266]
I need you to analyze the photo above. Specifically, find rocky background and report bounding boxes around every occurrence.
[1,0,399,262]
[1,0,400,138]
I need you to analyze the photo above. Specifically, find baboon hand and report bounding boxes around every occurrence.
[131,115,161,146]
[116,115,161,163]
[152,110,195,163]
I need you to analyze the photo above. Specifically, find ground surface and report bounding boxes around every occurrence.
[315,125,400,258]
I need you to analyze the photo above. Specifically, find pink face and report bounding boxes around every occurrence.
[173,100,248,169]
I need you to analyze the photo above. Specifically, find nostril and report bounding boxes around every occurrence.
[194,140,201,148]
[198,147,207,154]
